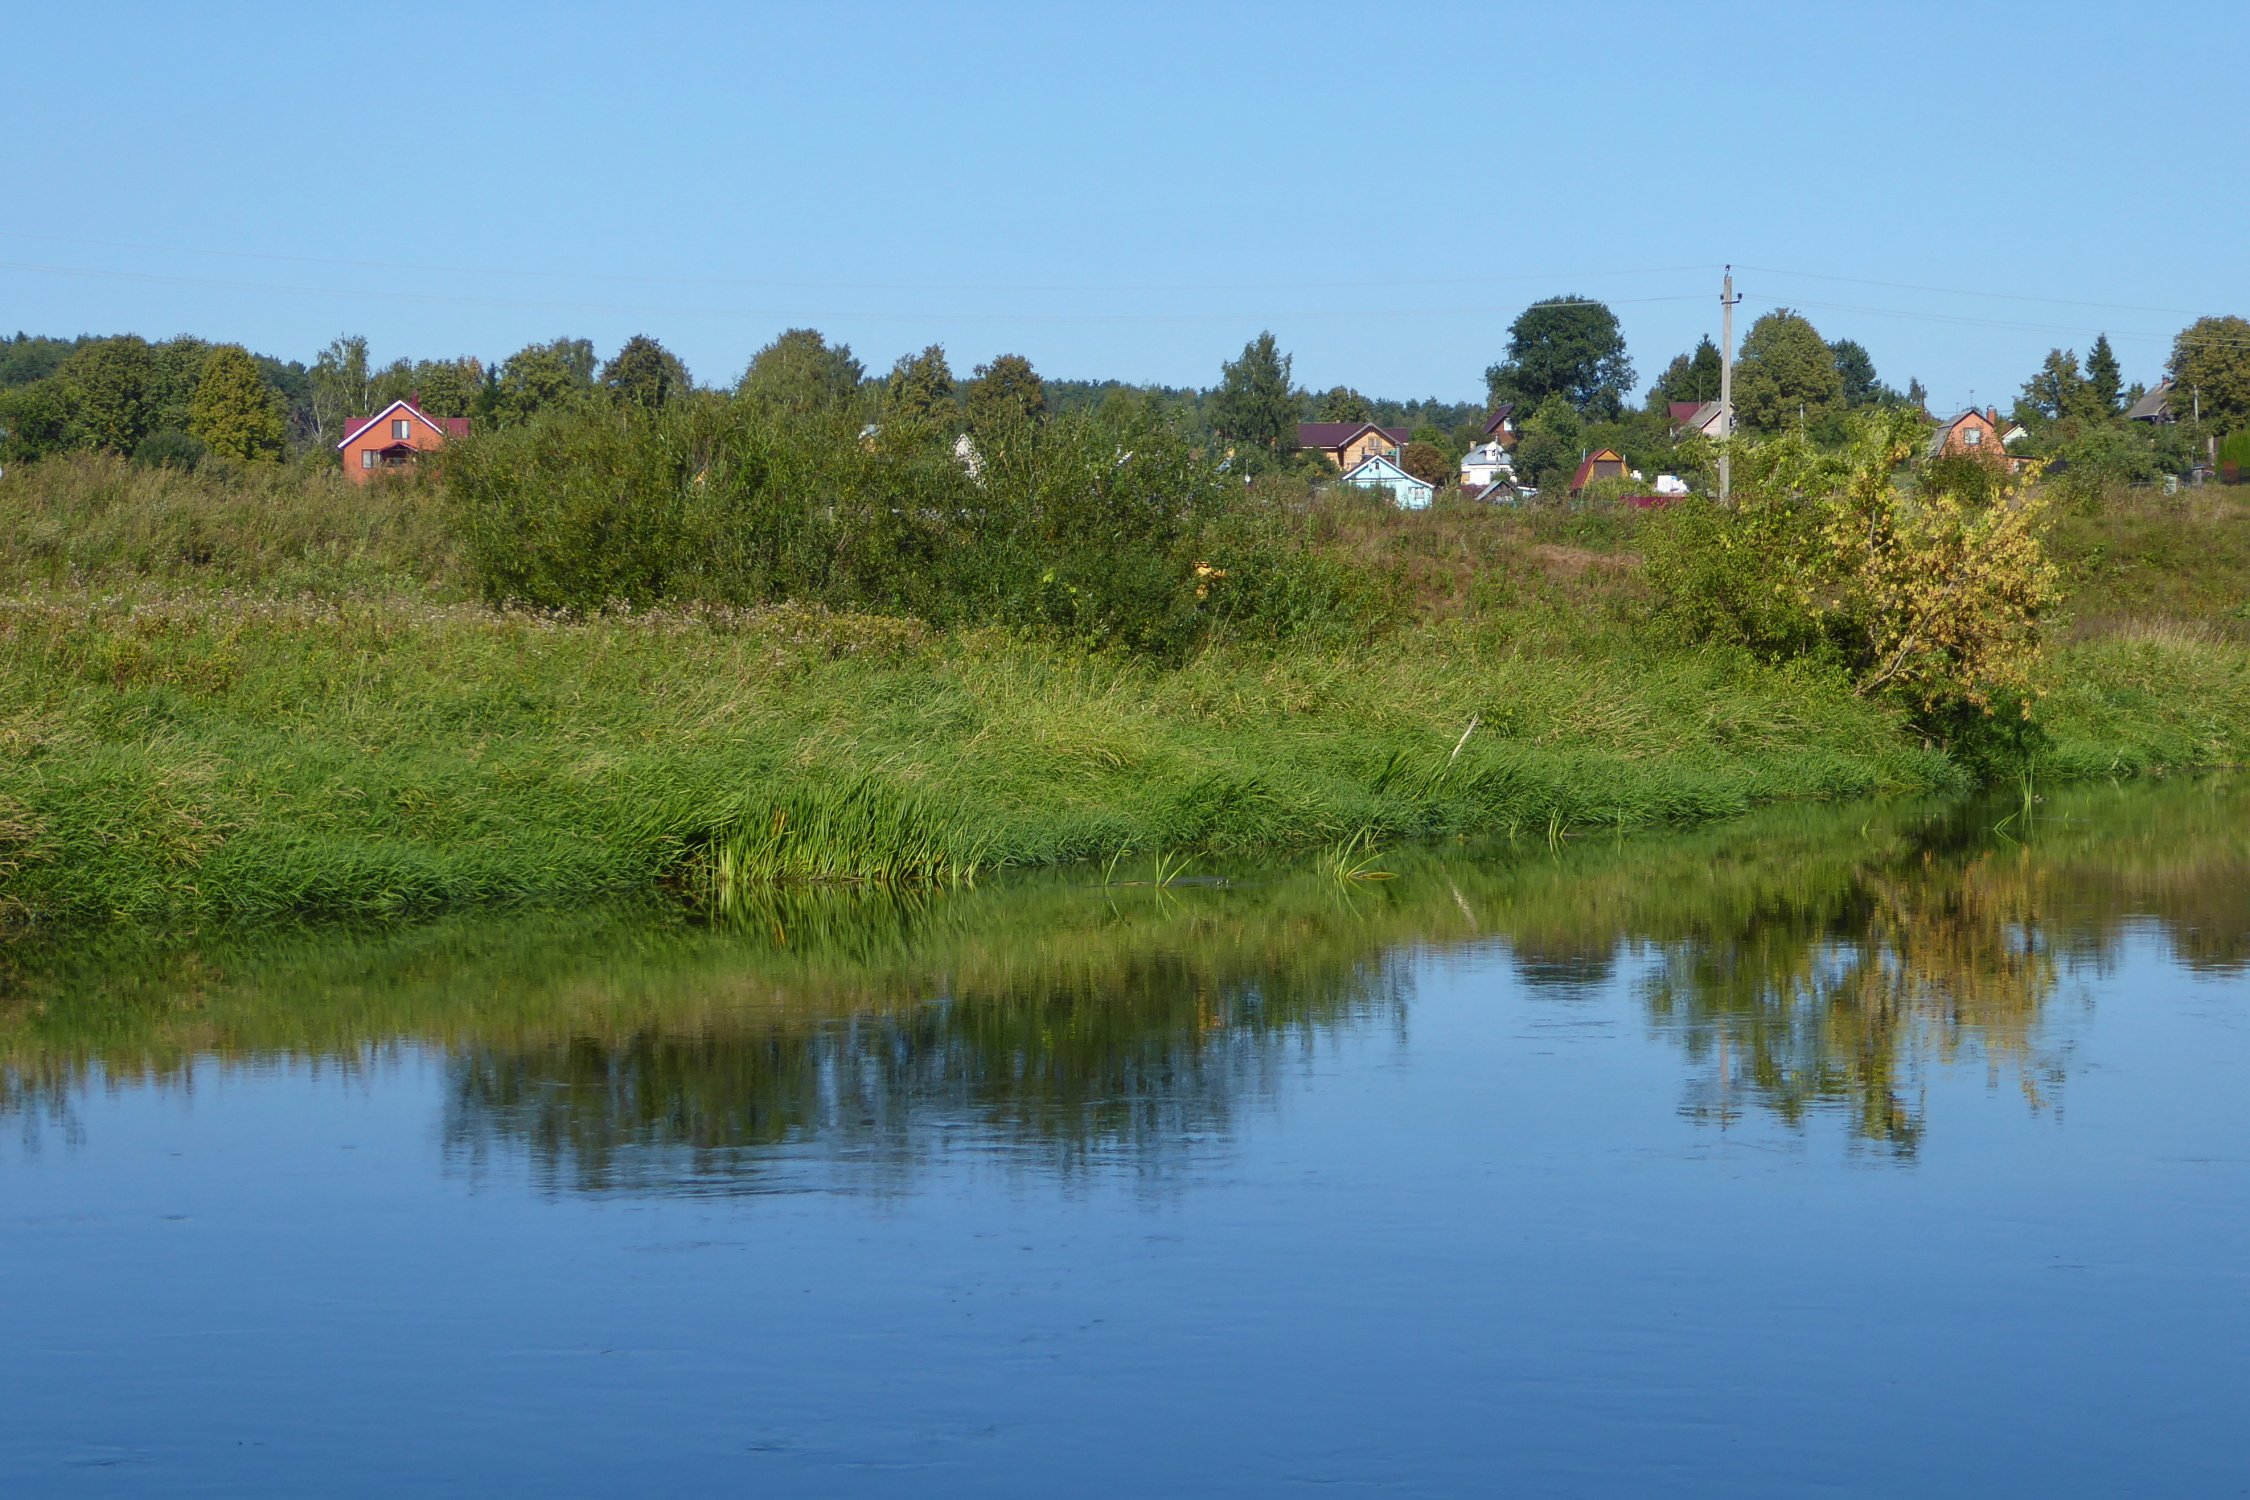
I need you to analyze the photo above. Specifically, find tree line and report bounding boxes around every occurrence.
[4,300,2245,492]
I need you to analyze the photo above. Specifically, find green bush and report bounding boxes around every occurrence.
[441,396,1384,655]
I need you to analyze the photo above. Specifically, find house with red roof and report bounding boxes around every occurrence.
[1568,448,1631,496]
[337,397,471,482]
[1297,421,1409,471]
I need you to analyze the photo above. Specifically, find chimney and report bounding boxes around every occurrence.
[1986,405,1999,426]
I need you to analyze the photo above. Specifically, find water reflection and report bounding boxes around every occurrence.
[4,780,2245,1183]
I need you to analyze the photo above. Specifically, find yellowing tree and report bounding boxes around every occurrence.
[187,344,286,462]
[1647,407,2059,753]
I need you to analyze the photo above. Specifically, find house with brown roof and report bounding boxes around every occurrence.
[1297,421,1409,470]
[1482,404,1518,449]
[338,397,470,482]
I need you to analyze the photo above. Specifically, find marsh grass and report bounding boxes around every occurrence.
[682,775,987,910]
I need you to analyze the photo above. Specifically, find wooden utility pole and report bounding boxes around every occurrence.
[1718,266,1740,504]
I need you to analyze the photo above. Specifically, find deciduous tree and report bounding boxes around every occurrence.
[1731,310,1843,434]
[739,328,864,415]
[1512,394,1584,492]
[309,335,372,444]
[495,338,599,425]
[187,344,286,462]
[964,353,1047,436]
[1485,297,1634,417]
[57,336,155,453]
[600,335,690,410]
[2169,315,2250,429]
[1399,440,1449,486]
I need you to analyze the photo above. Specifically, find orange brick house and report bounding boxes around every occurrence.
[338,398,470,482]
[1297,421,1410,470]
[1927,406,2029,474]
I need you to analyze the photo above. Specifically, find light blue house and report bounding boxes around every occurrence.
[1340,452,1434,510]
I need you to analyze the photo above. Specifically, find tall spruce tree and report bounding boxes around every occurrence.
[2085,333,2123,416]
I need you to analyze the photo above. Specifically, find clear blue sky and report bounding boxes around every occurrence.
[5,1,2240,412]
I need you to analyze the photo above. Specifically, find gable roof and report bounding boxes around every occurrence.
[1667,401,1704,424]
[1340,453,1428,486]
[337,398,470,450]
[1925,409,1998,457]
[2125,379,2174,422]
[1482,404,1515,435]
[1569,448,1628,492]
[1298,421,1410,449]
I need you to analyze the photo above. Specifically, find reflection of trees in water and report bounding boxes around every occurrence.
[5,780,2246,1179]
[442,951,1409,1196]
[1647,838,2073,1155]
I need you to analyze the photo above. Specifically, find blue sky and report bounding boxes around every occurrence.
[5,1,2240,412]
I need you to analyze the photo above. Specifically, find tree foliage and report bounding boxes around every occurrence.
[2170,315,2250,429]
[964,353,1047,437]
[187,344,287,463]
[1209,332,1299,467]
[600,335,690,410]
[58,336,156,454]
[1315,385,1373,422]
[309,335,372,444]
[883,345,958,427]
[1512,394,1583,492]
[1645,408,2058,752]
[1485,297,1634,417]
[2084,334,2122,416]
[1828,339,1886,407]
[495,338,598,426]
[739,328,864,416]
[1649,337,1723,408]
[1398,440,1449,487]
[1731,309,1843,434]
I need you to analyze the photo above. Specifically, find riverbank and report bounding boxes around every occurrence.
[3,580,2245,929]
[2,460,2246,929]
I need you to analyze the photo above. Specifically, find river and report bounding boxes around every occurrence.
[4,781,2245,1496]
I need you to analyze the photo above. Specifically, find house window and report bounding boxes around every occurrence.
[361,449,375,469]
[393,418,411,440]
[1964,427,1982,446]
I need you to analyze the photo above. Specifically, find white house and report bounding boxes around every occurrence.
[1340,453,1434,510]
[1460,440,1514,489]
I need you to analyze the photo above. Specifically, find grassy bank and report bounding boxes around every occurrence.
[1,456,2246,929]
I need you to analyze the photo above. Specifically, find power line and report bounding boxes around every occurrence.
[1736,263,2211,320]
[0,258,1708,325]
[1738,293,2250,348]
[0,231,1711,297]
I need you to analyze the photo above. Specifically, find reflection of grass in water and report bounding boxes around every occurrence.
[3,778,2246,1169]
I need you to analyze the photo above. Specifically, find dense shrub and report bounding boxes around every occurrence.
[1645,408,2060,754]
[442,397,1385,655]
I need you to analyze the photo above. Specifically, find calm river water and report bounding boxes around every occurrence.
[4,782,2246,1496]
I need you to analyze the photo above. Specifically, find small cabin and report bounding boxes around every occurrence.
[1568,448,1631,496]
[338,398,470,482]
[1340,453,1434,510]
